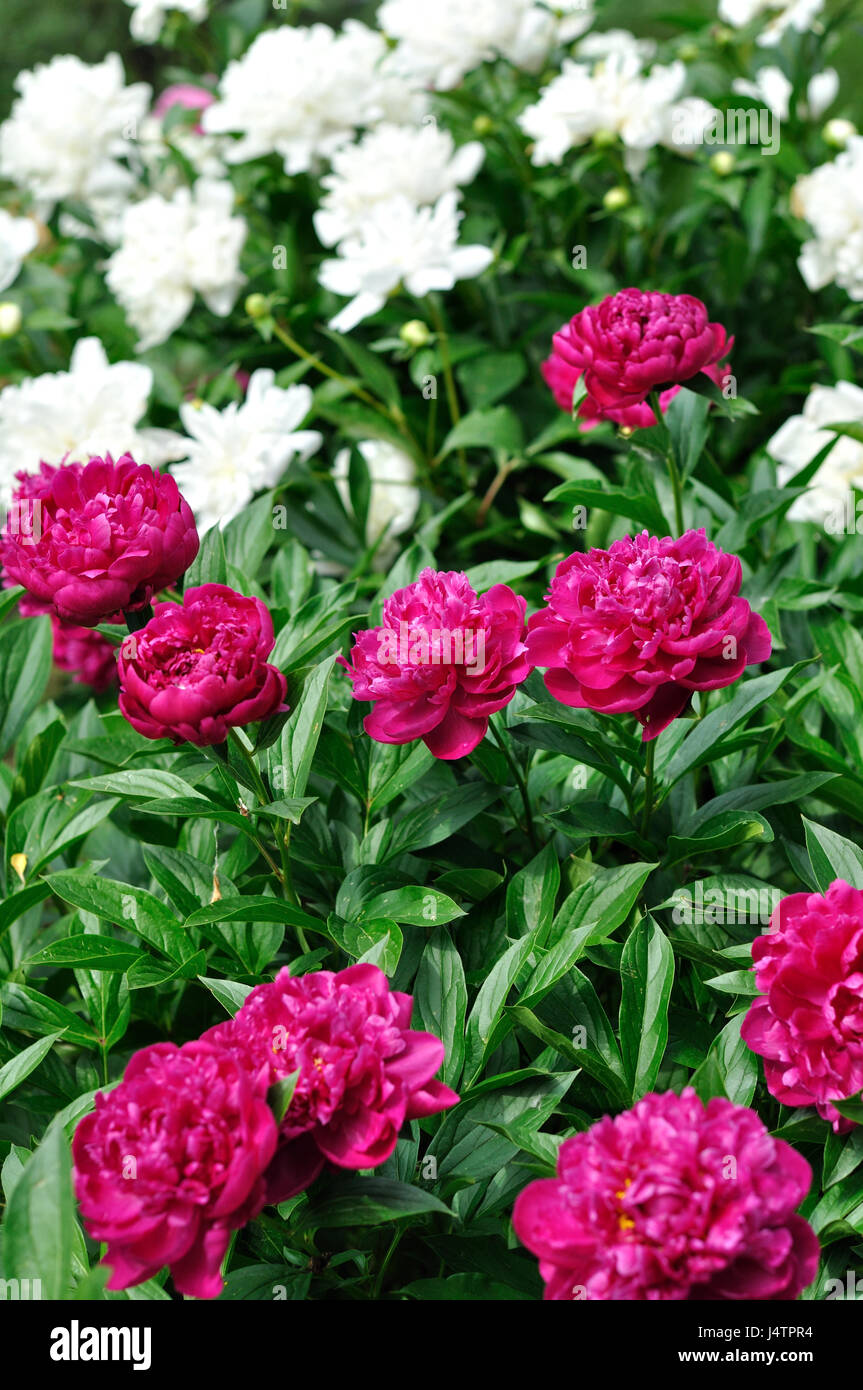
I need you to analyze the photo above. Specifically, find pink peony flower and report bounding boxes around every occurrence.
[512,1089,819,1301]
[543,288,733,421]
[0,455,199,627]
[51,615,118,690]
[544,343,731,431]
[742,880,863,1133]
[205,964,459,1203]
[526,529,772,741]
[117,582,287,746]
[72,1040,278,1299]
[340,568,530,759]
[153,83,215,133]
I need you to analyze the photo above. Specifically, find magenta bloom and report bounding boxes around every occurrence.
[543,288,732,421]
[51,616,118,690]
[526,529,772,741]
[544,346,730,431]
[742,880,863,1133]
[117,582,287,746]
[513,1089,819,1301]
[341,568,530,759]
[205,964,459,1203]
[0,455,199,626]
[72,1041,277,1299]
[153,83,215,132]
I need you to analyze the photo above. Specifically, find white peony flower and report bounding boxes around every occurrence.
[551,0,596,44]
[379,0,581,90]
[732,67,792,118]
[170,370,322,533]
[520,51,711,169]
[718,0,823,45]
[313,123,485,247]
[0,337,183,499]
[792,138,863,301]
[0,54,149,221]
[124,0,208,44]
[202,22,426,176]
[0,210,39,293]
[767,380,863,522]
[576,29,656,64]
[319,191,494,333]
[105,179,247,350]
[732,65,838,120]
[333,438,420,566]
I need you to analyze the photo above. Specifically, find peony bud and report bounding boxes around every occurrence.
[823,118,857,148]
[399,319,431,348]
[244,292,270,320]
[710,151,736,177]
[603,186,630,211]
[0,302,23,338]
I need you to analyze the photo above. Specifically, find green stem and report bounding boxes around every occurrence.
[271,318,418,457]
[226,731,306,944]
[649,391,684,537]
[271,318,383,413]
[490,718,539,851]
[640,738,657,840]
[426,296,467,481]
[228,728,270,804]
[373,1227,404,1299]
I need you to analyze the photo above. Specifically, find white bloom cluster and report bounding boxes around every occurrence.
[202,22,426,176]
[314,123,485,247]
[333,439,420,567]
[792,138,863,301]
[105,179,247,350]
[319,192,494,333]
[378,0,594,91]
[768,381,863,523]
[718,0,823,45]
[0,211,39,293]
[519,46,713,170]
[0,338,182,499]
[171,371,322,533]
[124,0,209,44]
[0,54,150,222]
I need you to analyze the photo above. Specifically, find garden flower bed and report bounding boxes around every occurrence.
[1,0,862,1327]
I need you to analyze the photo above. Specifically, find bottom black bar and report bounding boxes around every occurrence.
[0,1295,852,1374]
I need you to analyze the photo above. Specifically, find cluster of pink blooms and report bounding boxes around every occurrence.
[72,964,458,1298]
[0,455,288,743]
[3,287,850,1301]
[341,531,771,747]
